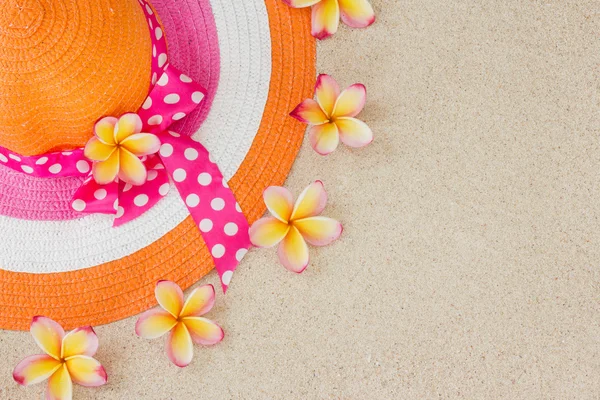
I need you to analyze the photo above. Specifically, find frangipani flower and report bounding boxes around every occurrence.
[84,113,161,186]
[283,0,375,39]
[249,181,343,273]
[13,317,107,400]
[291,74,373,155]
[135,281,224,368]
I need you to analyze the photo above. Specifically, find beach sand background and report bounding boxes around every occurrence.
[1,0,599,398]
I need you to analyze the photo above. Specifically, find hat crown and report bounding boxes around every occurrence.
[0,0,152,156]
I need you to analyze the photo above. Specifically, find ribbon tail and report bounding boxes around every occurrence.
[71,176,119,215]
[158,132,250,292]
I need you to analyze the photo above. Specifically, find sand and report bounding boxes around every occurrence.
[1,0,599,398]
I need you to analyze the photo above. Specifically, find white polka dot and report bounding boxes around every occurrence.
[159,143,173,157]
[0,154,7,163]
[152,44,156,57]
[94,189,107,200]
[21,165,33,174]
[221,270,233,286]
[168,131,180,137]
[199,219,213,232]
[155,27,163,40]
[145,4,153,14]
[113,199,118,210]
[142,97,153,110]
[159,183,170,196]
[152,73,158,85]
[147,170,158,181]
[211,198,225,211]
[148,115,163,126]
[76,160,90,173]
[154,163,165,170]
[224,222,239,236]
[197,172,212,186]
[72,199,86,212]
[9,154,21,162]
[134,194,149,207]
[184,148,198,161]
[157,73,169,86]
[115,206,125,218]
[173,168,187,182]
[172,112,186,121]
[180,74,192,83]
[191,91,204,104]
[48,164,62,174]
[35,157,48,165]
[164,94,180,104]
[158,53,168,68]
[211,244,225,259]
[236,248,248,262]
[236,203,242,213]
[185,194,200,207]
[123,183,133,192]
[62,151,72,156]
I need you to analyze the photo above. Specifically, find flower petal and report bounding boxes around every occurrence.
[311,0,340,39]
[13,355,61,386]
[277,226,310,273]
[65,356,107,387]
[135,308,177,339]
[291,181,328,220]
[114,113,143,143]
[118,148,147,186]
[155,280,184,318]
[92,150,120,185]
[263,186,294,223]
[308,122,339,155]
[120,133,161,156]
[61,327,98,359]
[294,216,343,246]
[46,364,72,400]
[94,117,118,145]
[290,99,329,125]
[332,84,367,118]
[84,138,116,162]
[335,117,373,148]
[338,0,376,28]
[282,0,321,8]
[315,74,340,117]
[249,217,290,248]
[30,317,65,360]
[182,317,224,346]
[166,322,194,368]
[180,284,216,318]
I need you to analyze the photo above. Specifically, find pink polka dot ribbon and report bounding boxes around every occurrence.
[0,1,251,292]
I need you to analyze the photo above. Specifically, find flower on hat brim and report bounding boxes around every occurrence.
[135,281,224,368]
[291,74,373,155]
[85,113,161,186]
[249,181,343,273]
[13,316,107,400]
[283,0,375,40]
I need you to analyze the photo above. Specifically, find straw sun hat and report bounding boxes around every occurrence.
[0,0,315,330]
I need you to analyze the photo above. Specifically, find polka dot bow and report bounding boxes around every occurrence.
[70,65,251,292]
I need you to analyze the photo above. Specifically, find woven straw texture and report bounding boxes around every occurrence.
[0,0,315,331]
[0,0,152,156]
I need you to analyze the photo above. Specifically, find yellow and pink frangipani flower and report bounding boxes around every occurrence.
[291,74,373,155]
[84,113,161,186]
[13,317,107,400]
[249,181,343,273]
[135,281,224,368]
[283,0,375,39]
